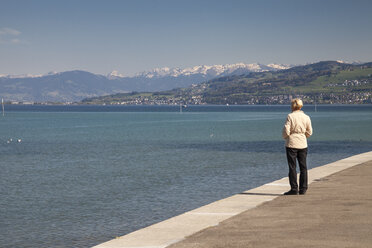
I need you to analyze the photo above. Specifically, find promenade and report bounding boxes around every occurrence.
[93,151,372,248]
[169,160,372,248]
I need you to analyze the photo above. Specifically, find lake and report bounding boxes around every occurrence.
[1,104,372,247]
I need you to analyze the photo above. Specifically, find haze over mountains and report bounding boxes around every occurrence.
[0,63,290,102]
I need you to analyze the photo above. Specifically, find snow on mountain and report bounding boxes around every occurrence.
[0,63,291,102]
[0,71,58,78]
[0,73,44,78]
[336,60,364,65]
[107,70,125,79]
[132,63,291,79]
[266,63,290,70]
[1,63,290,80]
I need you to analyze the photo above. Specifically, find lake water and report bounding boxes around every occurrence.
[1,105,372,247]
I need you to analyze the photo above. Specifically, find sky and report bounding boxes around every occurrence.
[1,0,372,76]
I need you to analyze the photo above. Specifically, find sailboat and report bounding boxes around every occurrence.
[2,98,4,116]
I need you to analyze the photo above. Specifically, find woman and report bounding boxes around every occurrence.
[282,99,313,195]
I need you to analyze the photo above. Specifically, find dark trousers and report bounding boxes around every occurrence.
[286,147,308,192]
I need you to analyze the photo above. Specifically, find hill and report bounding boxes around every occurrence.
[0,63,288,102]
[0,71,123,102]
[82,61,372,105]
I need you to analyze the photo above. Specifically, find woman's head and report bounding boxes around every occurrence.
[291,98,303,111]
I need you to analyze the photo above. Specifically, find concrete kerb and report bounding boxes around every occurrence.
[92,151,372,248]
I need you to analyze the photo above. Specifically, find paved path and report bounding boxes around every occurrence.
[93,151,372,248]
[169,161,372,248]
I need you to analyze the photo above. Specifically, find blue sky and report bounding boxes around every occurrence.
[1,0,372,76]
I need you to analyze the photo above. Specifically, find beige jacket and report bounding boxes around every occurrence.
[282,110,313,149]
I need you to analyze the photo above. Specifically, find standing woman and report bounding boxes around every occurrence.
[282,99,313,195]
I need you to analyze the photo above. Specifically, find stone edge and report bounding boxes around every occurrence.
[92,151,372,248]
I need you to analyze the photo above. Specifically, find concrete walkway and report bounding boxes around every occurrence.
[93,151,372,248]
[169,160,372,248]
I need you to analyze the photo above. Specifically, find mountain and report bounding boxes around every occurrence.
[0,63,290,102]
[131,63,290,78]
[0,70,125,102]
[82,61,372,105]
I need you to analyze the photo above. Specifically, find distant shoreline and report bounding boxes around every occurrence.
[3,103,372,114]
[3,102,372,106]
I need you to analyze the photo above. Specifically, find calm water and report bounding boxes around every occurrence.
[1,105,372,247]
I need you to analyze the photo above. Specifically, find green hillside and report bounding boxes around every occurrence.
[82,61,372,105]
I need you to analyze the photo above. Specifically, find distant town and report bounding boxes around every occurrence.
[82,92,371,105]
[5,92,371,106]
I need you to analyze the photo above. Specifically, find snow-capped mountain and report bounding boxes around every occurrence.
[132,63,291,79]
[336,60,364,65]
[107,70,125,79]
[0,62,291,102]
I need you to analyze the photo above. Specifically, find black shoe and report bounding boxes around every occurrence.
[284,190,298,195]
[299,190,307,195]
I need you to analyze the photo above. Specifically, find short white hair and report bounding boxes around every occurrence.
[291,98,303,110]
